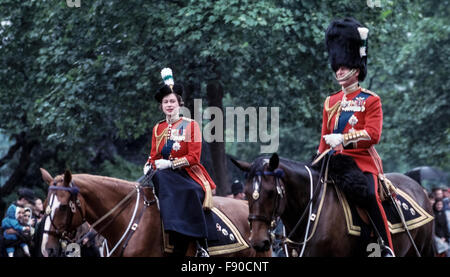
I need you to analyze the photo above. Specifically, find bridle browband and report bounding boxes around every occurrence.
[44,181,86,243]
[248,168,285,232]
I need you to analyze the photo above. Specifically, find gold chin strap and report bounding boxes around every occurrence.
[335,68,357,82]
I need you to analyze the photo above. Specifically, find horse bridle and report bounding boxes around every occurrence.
[248,168,285,235]
[44,181,86,243]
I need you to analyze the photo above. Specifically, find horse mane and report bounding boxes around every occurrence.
[69,173,138,197]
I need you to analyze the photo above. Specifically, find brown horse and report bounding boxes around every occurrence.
[39,168,269,257]
[232,153,435,257]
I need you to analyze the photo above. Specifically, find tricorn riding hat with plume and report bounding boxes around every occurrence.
[154,67,184,103]
[325,17,369,82]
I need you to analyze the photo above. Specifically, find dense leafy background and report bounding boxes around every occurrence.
[1,0,449,215]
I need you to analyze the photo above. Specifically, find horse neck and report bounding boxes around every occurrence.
[73,175,140,237]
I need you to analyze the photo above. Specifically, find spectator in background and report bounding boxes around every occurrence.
[22,207,35,235]
[32,198,44,224]
[231,180,246,200]
[432,188,444,201]
[445,200,450,246]
[428,193,436,207]
[443,188,449,211]
[1,204,31,257]
[16,188,36,209]
[433,199,450,257]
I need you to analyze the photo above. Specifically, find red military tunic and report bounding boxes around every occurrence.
[318,87,394,250]
[318,87,384,175]
[147,117,216,204]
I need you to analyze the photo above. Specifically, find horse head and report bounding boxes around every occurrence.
[40,168,86,257]
[232,153,287,252]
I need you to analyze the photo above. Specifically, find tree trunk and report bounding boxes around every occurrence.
[182,81,218,182]
[206,81,229,196]
[0,139,38,197]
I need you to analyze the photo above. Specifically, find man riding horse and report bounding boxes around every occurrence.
[318,18,395,256]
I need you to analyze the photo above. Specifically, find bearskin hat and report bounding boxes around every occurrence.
[154,68,184,103]
[325,18,369,82]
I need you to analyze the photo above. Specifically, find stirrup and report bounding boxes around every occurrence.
[195,246,210,257]
[380,245,395,257]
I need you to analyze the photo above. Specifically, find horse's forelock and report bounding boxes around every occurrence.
[53,175,64,185]
[248,156,270,177]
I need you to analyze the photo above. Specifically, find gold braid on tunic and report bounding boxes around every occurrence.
[154,123,169,151]
[324,96,342,131]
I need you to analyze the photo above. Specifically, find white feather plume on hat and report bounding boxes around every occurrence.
[357,27,369,57]
[161,68,174,86]
[357,27,369,40]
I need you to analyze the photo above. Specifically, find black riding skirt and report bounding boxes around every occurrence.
[152,168,208,239]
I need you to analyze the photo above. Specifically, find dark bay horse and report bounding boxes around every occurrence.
[232,153,435,257]
[39,168,269,257]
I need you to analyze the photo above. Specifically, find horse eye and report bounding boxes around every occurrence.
[59,205,68,212]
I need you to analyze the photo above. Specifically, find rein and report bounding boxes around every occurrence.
[283,153,331,257]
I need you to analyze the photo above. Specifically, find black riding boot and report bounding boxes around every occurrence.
[169,232,190,257]
[364,174,395,257]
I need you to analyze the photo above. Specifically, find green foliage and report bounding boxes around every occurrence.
[99,155,142,182]
[0,0,448,201]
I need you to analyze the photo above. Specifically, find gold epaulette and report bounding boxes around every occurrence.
[329,89,341,96]
[361,88,379,98]
[181,117,193,122]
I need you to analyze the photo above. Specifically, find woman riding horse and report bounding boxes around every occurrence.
[143,68,216,257]
[318,18,394,256]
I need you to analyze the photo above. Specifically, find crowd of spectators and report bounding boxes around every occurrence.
[0,188,44,257]
[1,188,103,257]
[428,187,450,257]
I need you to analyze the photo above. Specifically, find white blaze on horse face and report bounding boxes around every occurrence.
[41,193,61,256]
[252,176,261,200]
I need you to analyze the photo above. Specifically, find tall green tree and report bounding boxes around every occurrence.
[1,0,448,216]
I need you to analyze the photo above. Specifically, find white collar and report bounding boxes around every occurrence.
[166,114,180,125]
[342,82,360,95]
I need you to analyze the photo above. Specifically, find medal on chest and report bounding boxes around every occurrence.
[348,114,358,132]
[170,126,185,152]
[341,96,366,112]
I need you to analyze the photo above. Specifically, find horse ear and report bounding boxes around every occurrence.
[40,168,54,185]
[268,153,279,171]
[63,169,72,187]
[230,158,251,172]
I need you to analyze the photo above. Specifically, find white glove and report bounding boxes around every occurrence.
[143,162,151,175]
[155,159,172,170]
[323,133,344,148]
